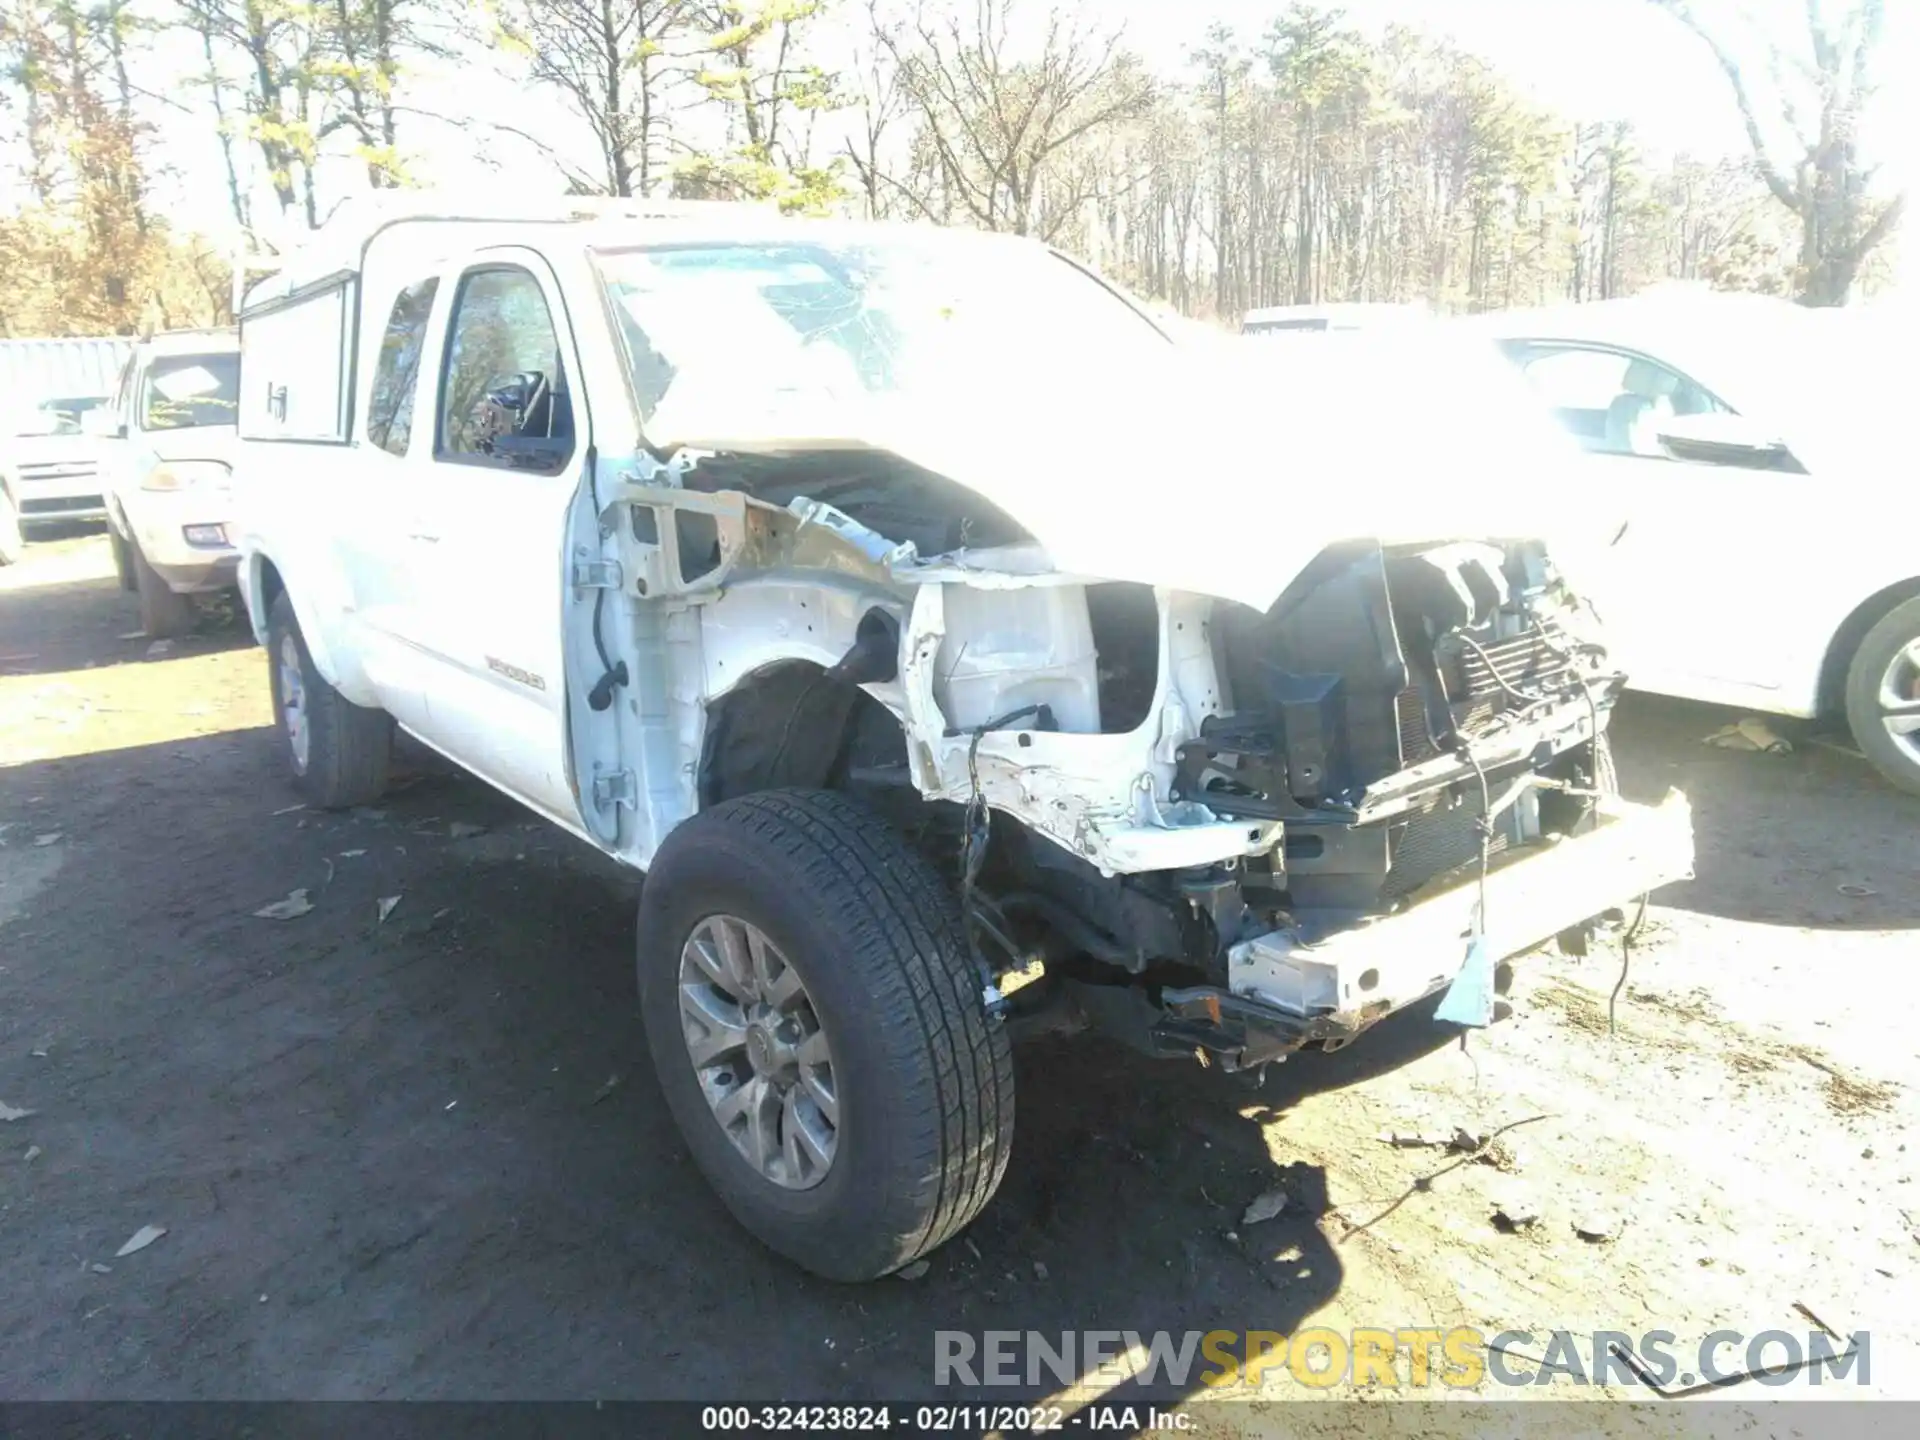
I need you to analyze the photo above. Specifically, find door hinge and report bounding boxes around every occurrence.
[572,557,624,590]
[592,767,637,811]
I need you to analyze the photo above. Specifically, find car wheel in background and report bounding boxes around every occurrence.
[265,590,392,809]
[636,789,1015,1282]
[109,526,135,592]
[1845,597,1920,799]
[130,539,194,639]
[0,488,21,566]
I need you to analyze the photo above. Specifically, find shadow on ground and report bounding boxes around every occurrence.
[1609,694,1920,930]
[0,536,251,680]
[0,725,1380,1400]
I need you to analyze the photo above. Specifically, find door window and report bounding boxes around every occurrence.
[367,277,438,457]
[1508,343,1721,457]
[438,267,574,473]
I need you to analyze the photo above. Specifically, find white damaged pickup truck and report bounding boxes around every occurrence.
[233,197,1693,1281]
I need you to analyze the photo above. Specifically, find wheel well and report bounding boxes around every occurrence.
[1818,578,1920,718]
[257,556,286,613]
[698,661,910,809]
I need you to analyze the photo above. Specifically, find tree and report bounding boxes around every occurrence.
[880,0,1153,240]
[180,0,440,230]
[839,0,908,217]
[0,0,231,335]
[675,0,845,210]
[1650,0,1904,304]
[495,0,695,197]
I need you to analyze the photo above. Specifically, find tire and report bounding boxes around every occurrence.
[1843,596,1920,799]
[109,526,135,591]
[637,789,1015,1282]
[266,590,392,809]
[0,488,20,566]
[131,538,194,638]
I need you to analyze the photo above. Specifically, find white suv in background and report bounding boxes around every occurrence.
[90,329,242,636]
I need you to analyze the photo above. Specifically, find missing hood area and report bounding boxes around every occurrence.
[654,326,1611,613]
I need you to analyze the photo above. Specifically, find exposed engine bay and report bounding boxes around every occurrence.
[592,445,1688,1071]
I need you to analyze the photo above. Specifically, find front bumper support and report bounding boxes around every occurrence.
[1156,789,1694,1067]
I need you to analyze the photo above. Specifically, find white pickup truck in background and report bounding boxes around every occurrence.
[88,328,243,637]
[232,195,1693,1283]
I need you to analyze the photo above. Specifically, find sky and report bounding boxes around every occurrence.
[7,0,1915,263]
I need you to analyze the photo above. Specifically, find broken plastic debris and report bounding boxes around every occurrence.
[896,1260,931,1281]
[1493,1197,1541,1230]
[1838,883,1878,898]
[449,821,487,839]
[339,849,367,859]
[270,803,305,816]
[1574,1211,1621,1243]
[1033,1260,1049,1280]
[254,888,314,920]
[1435,935,1495,1027]
[114,1224,167,1257]
[1704,718,1793,754]
[91,1262,112,1274]
[145,640,173,658]
[377,895,402,924]
[23,1145,42,1163]
[0,1101,34,1123]
[33,832,62,847]
[1242,1188,1292,1226]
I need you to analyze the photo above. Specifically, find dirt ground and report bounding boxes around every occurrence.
[3,531,1916,1424]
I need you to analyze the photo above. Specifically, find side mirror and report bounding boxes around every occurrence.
[1654,412,1804,473]
[81,407,126,440]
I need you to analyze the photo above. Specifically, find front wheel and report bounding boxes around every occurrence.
[109,526,135,591]
[1844,596,1920,799]
[637,789,1015,1281]
[266,591,392,809]
[131,537,194,638]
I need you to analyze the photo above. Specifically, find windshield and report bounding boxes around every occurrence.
[595,236,1171,445]
[36,396,109,435]
[143,353,240,431]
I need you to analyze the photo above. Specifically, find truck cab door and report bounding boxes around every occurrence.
[393,248,597,828]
